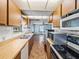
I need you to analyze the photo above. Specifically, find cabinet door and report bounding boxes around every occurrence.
[53,6,61,16]
[0,0,7,25]
[21,43,28,59]
[62,0,75,16]
[53,6,61,28]
[9,0,21,26]
[52,19,60,28]
[77,0,79,9]
[23,16,29,25]
[46,41,51,59]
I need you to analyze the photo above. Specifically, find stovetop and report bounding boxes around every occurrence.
[53,45,79,59]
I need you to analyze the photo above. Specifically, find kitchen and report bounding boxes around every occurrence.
[0,0,79,59]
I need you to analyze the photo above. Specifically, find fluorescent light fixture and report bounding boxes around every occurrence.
[52,0,61,3]
[22,0,27,2]
[28,16,49,19]
[52,0,62,5]
[29,0,47,2]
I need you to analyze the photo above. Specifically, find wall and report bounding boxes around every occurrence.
[30,19,48,24]
[0,26,13,35]
[0,26,13,42]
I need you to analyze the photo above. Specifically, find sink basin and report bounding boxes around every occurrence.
[20,34,32,39]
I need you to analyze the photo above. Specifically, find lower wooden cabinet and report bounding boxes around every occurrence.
[28,35,34,56]
[45,41,51,59]
[21,43,28,59]
[14,43,28,59]
[15,52,21,59]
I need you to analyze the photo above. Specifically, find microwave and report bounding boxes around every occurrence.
[60,9,79,30]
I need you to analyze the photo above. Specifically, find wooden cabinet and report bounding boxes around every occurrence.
[9,0,21,26]
[0,0,21,26]
[77,0,79,9]
[53,6,61,16]
[0,0,7,25]
[48,16,53,23]
[23,16,29,25]
[21,43,28,59]
[53,6,61,28]
[28,36,34,56]
[45,41,51,59]
[62,0,75,16]
[52,19,60,28]
[15,52,21,59]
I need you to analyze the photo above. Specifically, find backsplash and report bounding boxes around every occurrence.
[54,34,67,45]
[0,26,13,35]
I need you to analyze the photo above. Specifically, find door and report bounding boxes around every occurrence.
[53,6,61,28]
[34,24,40,34]
[21,43,28,59]
[0,0,7,25]
[77,0,79,9]
[33,24,45,34]
[9,0,21,26]
[39,25,44,34]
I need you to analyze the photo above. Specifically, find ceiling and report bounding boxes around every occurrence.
[22,10,51,16]
[13,0,62,11]
[13,0,62,19]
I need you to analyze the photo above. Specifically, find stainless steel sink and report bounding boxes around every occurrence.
[20,34,31,39]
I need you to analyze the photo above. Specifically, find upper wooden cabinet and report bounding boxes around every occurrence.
[0,0,7,25]
[62,0,75,16]
[53,6,61,17]
[52,19,60,28]
[77,0,79,9]
[52,6,61,28]
[9,0,21,26]
[22,15,30,25]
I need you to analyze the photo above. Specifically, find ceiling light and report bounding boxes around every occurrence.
[52,0,62,3]
[29,0,47,2]
[22,0,26,2]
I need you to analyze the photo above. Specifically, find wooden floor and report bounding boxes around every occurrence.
[29,35,48,59]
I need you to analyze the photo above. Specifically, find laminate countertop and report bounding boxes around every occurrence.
[47,38,54,45]
[0,39,28,59]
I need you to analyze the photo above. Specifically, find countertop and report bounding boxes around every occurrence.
[49,32,66,34]
[0,32,26,42]
[0,32,33,42]
[0,32,34,59]
[0,39,28,59]
[47,38,54,45]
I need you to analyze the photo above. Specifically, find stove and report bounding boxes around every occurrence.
[51,45,79,59]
